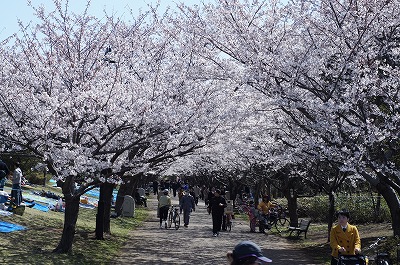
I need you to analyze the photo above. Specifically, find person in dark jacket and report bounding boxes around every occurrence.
[207,189,227,237]
[152,180,159,195]
[0,158,10,191]
[180,191,195,227]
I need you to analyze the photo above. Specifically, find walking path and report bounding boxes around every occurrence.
[112,195,319,265]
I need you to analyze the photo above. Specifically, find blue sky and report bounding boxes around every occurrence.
[0,0,207,40]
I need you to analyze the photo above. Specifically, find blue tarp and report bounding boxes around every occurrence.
[84,188,118,200]
[0,209,13,216]
[32,202,49,212]
[0,221,26,233]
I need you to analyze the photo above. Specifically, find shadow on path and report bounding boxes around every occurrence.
[111,196,320,265]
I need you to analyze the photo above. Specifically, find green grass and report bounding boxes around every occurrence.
[0,183,149,264]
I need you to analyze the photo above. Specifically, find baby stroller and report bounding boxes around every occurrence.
[338,254,367,265]
[134,191,147,207]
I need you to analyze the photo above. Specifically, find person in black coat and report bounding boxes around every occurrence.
[0,159,10,191]
[207,189,227,237]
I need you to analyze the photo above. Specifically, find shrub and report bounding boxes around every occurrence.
[295,193,391,224]
[25,173,45,185]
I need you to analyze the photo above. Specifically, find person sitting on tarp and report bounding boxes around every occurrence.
[0,190,9,210]
[0,158,10,191]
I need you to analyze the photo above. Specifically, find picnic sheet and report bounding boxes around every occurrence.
[33,202,50,212]
[23,193,58,205]
[0,209,13,216]
[25,201,50,212]
[0,220,26,233]
[84,188,118,201]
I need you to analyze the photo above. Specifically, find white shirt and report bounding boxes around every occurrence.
[12,167,22,185]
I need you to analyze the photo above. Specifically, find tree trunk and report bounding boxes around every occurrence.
[362,171,400,236]
[375,182,400,236]
[53,176,80,253]
[375,193,381,222]
[327,192,335,242]
[284,189,298,227]
[95,184,105,240]
[103,182,115,233]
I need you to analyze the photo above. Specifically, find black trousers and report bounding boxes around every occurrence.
[331,256,338,265]
[159,206,169,224]
[212,212,223,234]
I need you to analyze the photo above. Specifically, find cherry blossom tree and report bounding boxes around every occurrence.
[0,0,234,252]
[174,0,400,235]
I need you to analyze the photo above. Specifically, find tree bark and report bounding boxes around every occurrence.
[327,192,335,242]
[95,184,105,240]
[103,182,115,233]
[361,171,400,236]
[53,175,80,253]
[284,188,298,227]
[375,182,400,236]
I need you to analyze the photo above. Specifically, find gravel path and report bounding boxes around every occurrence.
[111,196,320,265]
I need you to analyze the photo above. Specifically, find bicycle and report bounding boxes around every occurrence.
[266,205,290,233]
[364,237,392,265]
[167,205,180,230]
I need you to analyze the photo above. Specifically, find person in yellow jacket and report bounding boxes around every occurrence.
[330,209,361,265]
[257,195,275,233]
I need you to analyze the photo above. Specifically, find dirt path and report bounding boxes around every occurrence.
[111,196,319,265]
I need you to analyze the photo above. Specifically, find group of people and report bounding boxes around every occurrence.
[227,210,362,265]
[155,180,363,264]
[0,158,24,207]
[157,185,197,229]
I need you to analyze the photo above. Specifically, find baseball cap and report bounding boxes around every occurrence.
[232,241,272,263]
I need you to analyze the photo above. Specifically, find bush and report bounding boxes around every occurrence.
[295,193,391,224]
[25,173,45,185]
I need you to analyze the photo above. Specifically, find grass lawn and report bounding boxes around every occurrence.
[0,183,148,265]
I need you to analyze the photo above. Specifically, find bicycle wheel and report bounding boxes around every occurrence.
[174,212,180,230]
[275,217,289,233]
[167,211,173,228]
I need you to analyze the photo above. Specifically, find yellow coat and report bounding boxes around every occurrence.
[330,224,361,258]
[257,201,273,215]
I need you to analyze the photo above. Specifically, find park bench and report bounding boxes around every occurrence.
[288,219,311,239]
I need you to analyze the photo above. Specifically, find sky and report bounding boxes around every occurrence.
[0,0,205,40]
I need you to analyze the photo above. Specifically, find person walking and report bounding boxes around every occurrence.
[158,189,171,229]
[180,191,195,228]
[11,161,23,206]
[207,189,227,237]
[152,180,159,195]
[330,209,361,265]
[0,158,10,191]
[193,185,201,206]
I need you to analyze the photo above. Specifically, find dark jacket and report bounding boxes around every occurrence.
[0,160,10,179]
[208,195,227,215]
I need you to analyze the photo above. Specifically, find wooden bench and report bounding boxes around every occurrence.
[288,219,311,239]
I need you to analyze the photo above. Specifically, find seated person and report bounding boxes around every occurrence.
[257,195,275,215]
[0,190,9,210]
[257,195,275,233]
